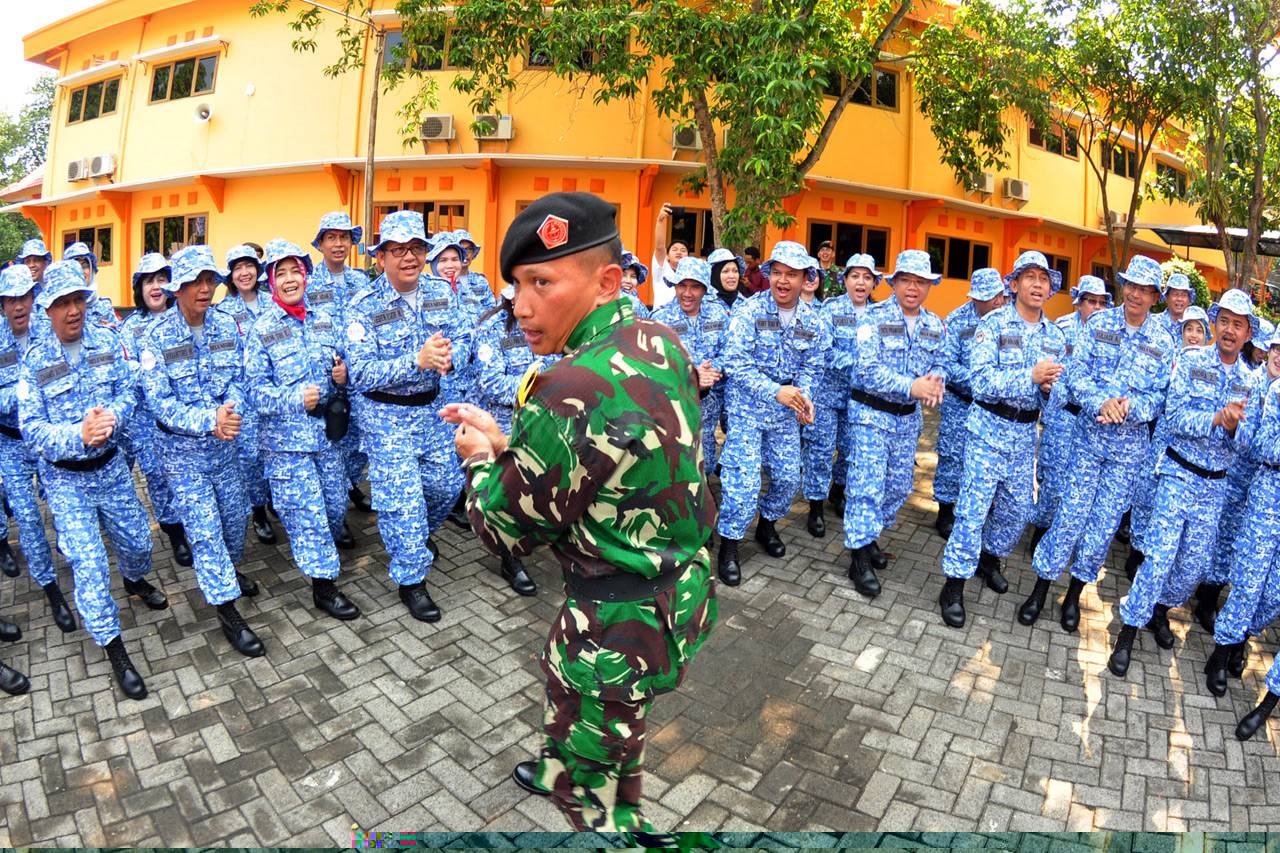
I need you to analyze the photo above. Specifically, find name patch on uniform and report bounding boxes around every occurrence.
[879,323,905,337]
[1136,343,1163,359]
[1041,345,1063,356]
[209,339,236,353]
[500,334,526,350]
[313,319,333,332]
[234,311,249,325]
[756,318,781,331]
[1190,367,1217,385]
[87,352,115,367]
[36,363,69,386]
[0,350,17,368]
[833,316,858,328]
[1230,382,1251,396]
[670,322,689,334]
[309,290,334,304]
[373,307,403,327]
[163,344,194,364]
[1093,329,1122,346]
[919,328,942,343]
[704,320,725,332]
[999,334,1023,349]
[261,327,292,347]
[131,325,146,338]
[959,327,977,340]
[794,327,817,341]
[422,298,451,312]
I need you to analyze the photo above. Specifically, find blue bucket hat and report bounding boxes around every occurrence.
[1004,250,1062,294]
[968,267,1005,301]
[672,256,711,289]
[63,241,98,274]
[452,229,481,262]
[0,265,37,300]
[620,250,650,285]
[311,211,363,250]
[708,247,746,278]
[17,239,51,263]
[842,253,883,282]
[262,238,313,277]
[1070,275,1113,307]
[1207,288,1261,340]
[427,236,467,277]
[1162,272,1193,296]
[35,261,94,310]
[761,241,819,282]
[888,249,941,284]
[1179,305,1210,340]
[225,244,263,279]
[166,245,226,293]
[373,210,428,254]
[131,252,171,288]
[1116,255,1163,291]
[1252,317,1276,352]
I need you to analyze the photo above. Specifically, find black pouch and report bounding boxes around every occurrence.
[324,388,351,441]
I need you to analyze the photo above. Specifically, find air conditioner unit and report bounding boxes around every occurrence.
[967,171,995,195]
[1003,177,1031,202]
[473,114,514,141]
[67,159,90,182]
[419,114,455,141]
[1104,210,1129,229]
[88,153,116,178]
[672,126,702,151]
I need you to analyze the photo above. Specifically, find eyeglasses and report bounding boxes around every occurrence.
[383,243,427,259]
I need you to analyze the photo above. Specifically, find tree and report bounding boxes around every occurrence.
[0,76,55,262]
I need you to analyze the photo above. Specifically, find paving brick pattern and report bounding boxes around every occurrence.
[2,413,1279,843]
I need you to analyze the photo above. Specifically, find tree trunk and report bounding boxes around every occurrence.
[691,92,730,250]
[1241,55,1269,297]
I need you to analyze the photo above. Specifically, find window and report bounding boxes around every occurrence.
[1028,122,1078,158]
[669,208,714,257]
[143,214,207,255]
[525,32,611,72]
[62,226,113,266]
[67,77,121,125]
[807,221,890,269]
[373,201,468,244]
[926,235,991,281]
[1101,141,1139,180]
[1092,263,1113,282]
[149,53,218,103]
[1157,161,1189,200]
[1021,249,1070,284]
[853,68,899,110]
[385,29,459,72]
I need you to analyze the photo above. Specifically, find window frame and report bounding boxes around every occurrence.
[1020,248,1070,284]
[1028,121,1079,159]
[66,76,122,125]
[1101,140,1139,180]
[141,213,208,256]
[372,200,470,244]
[61,225,113,267]
[830,66,899,112]
[1156,161,1189,201]
[666,208,715,258]
[524,32,612,72]
[148,52,220,104]
[806,219,891,270]
[925,234,992,281]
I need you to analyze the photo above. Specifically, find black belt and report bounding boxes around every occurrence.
[976,399,1040,424]
[1063,402,1082,416]
[850,388,918,417]
[946,384,972,405]
[155,420,199,437]
[564,561,687,603]
[0,424,21,440]
[1165,446,1226,480]
[52,446,117,473]
[362,388,439,407]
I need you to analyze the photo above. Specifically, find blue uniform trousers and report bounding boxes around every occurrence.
[702,387,723,474]
[941,429,1034,578]
[842,416,918,550]
[1214,469,1280,645]
[341,420,368,486]
[1209,469,1254,586]
[717,411,802,540]
[264,447,346,580]
[1033,408,1078,528]
[0,440,53,585]
[804,399,853,501]
[1033,445,1141,583]
[933,394,970,505]
[161,442,248,606]
[130,417,179,526]
[234,409,271,508]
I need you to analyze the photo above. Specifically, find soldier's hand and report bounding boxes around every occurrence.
[80,407,114,447]
[657,202,672,223]
[1097,397,1129,425]
[776,385,807,417]
[696,361,721,389]
[1031,360,1064,387]
[302,384,321,411]
[1217,399,1247,433]
[440,403,509,456]
[417,333,452,375]
[214,402,242,441]
[331,355,348,386]
[909,375,944,407]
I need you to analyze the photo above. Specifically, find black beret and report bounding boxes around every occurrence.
[500,191,619,282]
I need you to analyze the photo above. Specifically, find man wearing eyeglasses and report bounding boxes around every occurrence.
[345,210,472,622]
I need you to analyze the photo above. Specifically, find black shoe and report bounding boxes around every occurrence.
[1194,583,1224,635]
[0,618,19,643]
[1028,525,1047,554]
[1060,576,1085,634]
[334,522,355,550]
[1109,624,1137,677]
[0,660,28,695]
[448,494,470,531]
[848,547,881,598]
[1237,691,1280,741]
[500,551,537,597]
[976,551,1008,594]
[312,578,360,620]
[717,538,741,587]
[866,540,889,571]
[1017,577,1052,626]
[1124,548,1144,583]
[251,505,277,545]
[829,483,846,514]
[806,500,826,538]
[1115,510,1131,545]
[266,500,279,520]
[236,572,260,597]
[0,538,17,578]
[1229,640,1248,678]
[426,537,438,561]
[1204,643,1230,697]
[43,582,76,633]
[754,516,785,558]
[399,583,442,622]
[1149,604,1175,650]
[348,484,374,513]
[122,576,169,611]
[934,502,955,538]
[159,522,193,568]
[511,761,548,796]
[105,635,147,700]
[939,576,966,628]
[216,601,265,657]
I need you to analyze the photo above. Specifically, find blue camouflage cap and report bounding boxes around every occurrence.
[1252,316,1275,352]
[1207,288,1261,339]
[1004,250,1062,294]
[17,238,51,262]
[131,252,171,288]
[427,234,467,277]
[842,253,883,282]
[63,241,98,274]
[672,256,711,289]
[311,211,363,250]
[452,229,481,261]
[35,261,94,310]
[0,265,37,300]
[166,245,226,293]
[225,244,262,275]
[889,249,941,283]
[263,238,313,276]
[1116,255,1163,291]
[968,267,1005,301]
[620,250,650,285]
[1070,274,1113,307]
[707,247,746,278]
[1179,305,1210,339]
[1162,272,1192,295]
[373,210,428,253]
[761,241,819,282]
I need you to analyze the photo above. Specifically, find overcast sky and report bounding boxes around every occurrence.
[1,1,97,117]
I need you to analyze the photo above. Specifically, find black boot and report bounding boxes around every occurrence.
[976,551,1009,594]
[717,538,741,587]
[105,635,146,700]
[236,572,260,597]
[159,522,193,568]
[1115,510,1131,545]
[500,549,537,597]
[1237,691,1280,741]
[1229,640,1248,678]
[251,505,277,545]
[122,576,169,610]
[0,617,18,642]
[334,521,355,550]
[1194,583,1224,634]
[1029,525,1048,555]
[939,576,966,628]
[1149,604,1175,650]
[754,516,785,558]
[1124,547,1144,583]
[848,546,881,598]
[866,540,889,571]
[399,582,442,622]
[934,502,955,538]
[216,601,265,657]
[511,761,548,796]
[0,537,17,578]
[43,582,76,633]
[806,500,826,538]
[426,536,438,561]
[1108,624,1138,677]
[448,493,470,531]
[0,660,29,695]
[348,484,374,513]
[1017,577,1052,626]
[312,578,360,620]
[1204,643,1231,697]
[1060,576,1086,633]
[829,483,846,515]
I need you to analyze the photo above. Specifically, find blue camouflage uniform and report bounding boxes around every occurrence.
[429,234,483,408]
[620,251,653,319]
[17,262,154,646]
[474,292,561,435]
[16,239,51,292]
[451,229,498,317]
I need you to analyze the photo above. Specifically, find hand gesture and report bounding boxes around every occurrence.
[1217,399,1247,433]
[214,401,242,441]
[776,385,815,425]
[696,360,722,390]
[331,354,348,386]
[1097,396,1130,425]
[657,202,672,224]
[416,332,453,375]
[910,374,945,408]
[302,384,321,412]
[440,402,508,458]
[1032,360,1064,389]
[80,406,116,448]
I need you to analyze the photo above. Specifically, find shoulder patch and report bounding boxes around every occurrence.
[36,362,69,386]
[515,361,542,409]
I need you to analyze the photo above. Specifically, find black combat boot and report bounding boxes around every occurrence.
[1060,576,1086,633]
[1193,583,1224,634]
[1028,525,1047,554]
[866,540,889,571]
[976,551,1008,594]
[0,617,18,642]
[938,576,966,628]
[1149,604,1175,650]
[1204,643,1231,697]
[511,761,548,796]
[122,575,169,610]
[251,505,277,545]
[159,522,193,567]
[236,572,260,597]
[934,502,955,538]
[105,635,146,700]
[398,582,442,622]
[0,537,17,578]
[1123,547,1144,582]
[1108,624,1138,677]
[500,549,537,597]
[1229,640,1248,678]
[312,577,360,620]
[754,516,785,558]
[848,546,881,598]
[0,659,28,695]
[334,521,355,550]
[717,538,741,587]
[829,483,846,515]
[1017,577,1052,626]
[806,500,826,538]
[447,493,470,530]
[1237,691,1280,741]
[216,601,265,657]
[348,484,373,513]
[43,581,75,633]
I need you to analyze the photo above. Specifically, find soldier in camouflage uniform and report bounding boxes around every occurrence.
[443,192,716,840]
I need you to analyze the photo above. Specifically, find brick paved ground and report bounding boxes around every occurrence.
[1,414,1279,843]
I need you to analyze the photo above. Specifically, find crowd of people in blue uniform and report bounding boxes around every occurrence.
[2,204,1280,746]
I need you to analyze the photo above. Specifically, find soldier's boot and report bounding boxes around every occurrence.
[1028,525,1047,555]
[1193,583,1225,634]
[1237,691,1280,741]
[511,761,549,796]
[1229,640,1249,678]
[42,582,76,633]
[1149,604,1175,650]
[216,601,265,658]
[0,617,18,642]
[1204,643,1232,697]
[334,521,356,550]
[866,540,889,571]
[1060,577,1086,634]
[348,484,374,513]
[123,576,169,611]
[976,551,1009,594]
[717,538,741,587]
[0,537,18,578]
[500,550,537,597]
[0,659,29,696]
[448,493,470,531]
[848,546,881,599]
[159,522,193,568]
[398,582,442,623]
[105,635,147,700]
[1017,577,1052,626]
[1115,510,1131,545]
[235,572,260,597]
[934,502,955,539]
[829,483,846,515]
[1124,547,1144,583]
[806,500,826,538]
[312,577,360,621]
[1108,624,1138,677]
[754,516,785,558]
[939,577,966,628]
[251,505,277,545]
